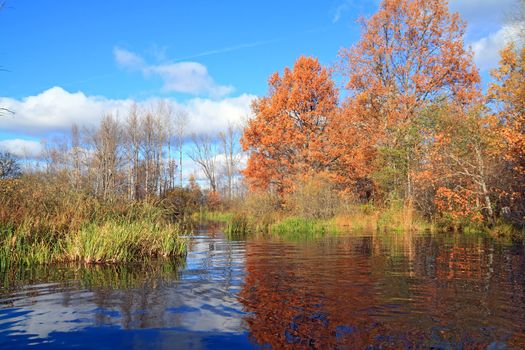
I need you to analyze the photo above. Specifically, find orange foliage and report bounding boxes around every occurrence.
[490,45,525,163]
[488,44,525,219]
[340,0,480,111]
[241,56,341,194]
[434,187,484,223]
[425,104,500,222]
[338,0,480,201]
[240,0,522,227]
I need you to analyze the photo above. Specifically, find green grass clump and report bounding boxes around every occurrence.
[225,213,252,240]
[198,211,234,223]
[270,217,338,240]
[65,219,187,264]
[0,219,187,268]
[0,178,188,267]
[0,224,62,269]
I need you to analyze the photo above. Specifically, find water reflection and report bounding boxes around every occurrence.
[0,230,524,349]
[0,232,250,349]
[239,234,525,349]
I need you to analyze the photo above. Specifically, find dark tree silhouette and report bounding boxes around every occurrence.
[0,152,21,179]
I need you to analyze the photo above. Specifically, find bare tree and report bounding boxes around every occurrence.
[188,133,219,192]
[174,110,188,187]
[125,104,141,200]
[219,122,242,199]
[157,100,175,191]
[90,114,124,200]
[42,135,70,174]
[70,123,82,190]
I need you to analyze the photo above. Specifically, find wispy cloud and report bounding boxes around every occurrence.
[333,1,351,23]
[470,22,525,71]
[114,47,234,97]
[332,0,373,23]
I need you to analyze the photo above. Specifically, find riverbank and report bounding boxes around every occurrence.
[1,218,187,268]
[204,205,524,242]
[0,178,187,268]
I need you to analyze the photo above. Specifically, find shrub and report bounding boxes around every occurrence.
[285,175,340,219]
[162,186,202,219]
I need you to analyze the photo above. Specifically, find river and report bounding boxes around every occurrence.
[1,225,524,349]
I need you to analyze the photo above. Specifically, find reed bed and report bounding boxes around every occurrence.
[0,178,187,267]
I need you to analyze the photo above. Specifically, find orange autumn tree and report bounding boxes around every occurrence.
[339,0,480,205]
[241,56,340,195]
[489,43,525,223]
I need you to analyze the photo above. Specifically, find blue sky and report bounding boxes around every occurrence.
[0,0,522,161]
[1,0,369,100]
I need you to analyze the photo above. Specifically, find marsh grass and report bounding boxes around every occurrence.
[218,202,431,241]
[0,220,187,267]
[0,178,187,267]
[269,217,339,241]
[224,213,252,240]
[65,219,187,264]
[199,211,234,223]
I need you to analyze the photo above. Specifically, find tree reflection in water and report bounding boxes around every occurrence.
[239,234,525,349]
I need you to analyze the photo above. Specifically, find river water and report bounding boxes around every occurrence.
[1,226,524,349]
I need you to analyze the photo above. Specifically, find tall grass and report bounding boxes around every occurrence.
[270,217,339,241]
[218,202,432,241]
[0,219,187,267]
[65,220,186,264]
[0,224,61,268]
[0,177,187,267]
[198,210,234,223]
[224,213,252,240]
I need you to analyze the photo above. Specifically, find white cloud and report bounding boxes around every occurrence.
[0,87,134,135]
[471,22,525,71]
[0,139,43,158]
[114,47,233,97]
[0,87,254,137]
[0,87,132,135]
[184,94,254,135]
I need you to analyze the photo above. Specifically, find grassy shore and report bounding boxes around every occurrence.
[0,218,187,268]
[208,205,524,242]
[0,178,187,268]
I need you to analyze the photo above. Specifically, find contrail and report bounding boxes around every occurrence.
[172,26,329,62]
[172,38,285,62]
